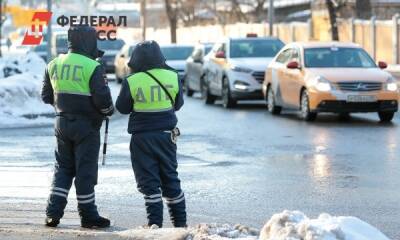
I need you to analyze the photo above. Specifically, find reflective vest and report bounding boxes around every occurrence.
[48,53,99,96]
[127,69,179,112]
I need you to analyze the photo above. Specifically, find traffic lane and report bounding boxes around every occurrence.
[172,96,400,237]
[0,93,399,238]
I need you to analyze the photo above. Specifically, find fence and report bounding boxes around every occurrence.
[118,14,400,65]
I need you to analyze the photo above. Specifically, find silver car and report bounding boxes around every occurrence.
[203,36,284,108]
[185,43,213,97]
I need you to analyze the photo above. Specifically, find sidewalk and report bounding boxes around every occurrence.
[0,224,189,240]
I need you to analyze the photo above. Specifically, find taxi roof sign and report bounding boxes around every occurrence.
[246,33,258,38]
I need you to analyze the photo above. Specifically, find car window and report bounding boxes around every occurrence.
[217,43,226,53]
[97,39,125,50]
[128,46,135,56]
[229,39,284,58]
[290,48,300,62]
[161,46,194,60]
[205,45,213,55]
[304,47,376,68]
[276,49,292,63]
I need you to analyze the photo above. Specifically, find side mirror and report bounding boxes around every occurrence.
[378,61,387,69]
[120,54,125,58]
[215,51,226,59]
[193,54,203,63]
[287,61,300,69]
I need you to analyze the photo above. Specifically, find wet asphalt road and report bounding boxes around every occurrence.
[0,84,399,238]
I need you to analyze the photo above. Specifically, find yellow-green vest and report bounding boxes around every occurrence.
[48,53,99,96]
[127,69,179,112]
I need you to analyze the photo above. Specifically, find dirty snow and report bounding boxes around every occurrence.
[0,212,391,240]
[0,52,53,128]
[259,210,391,240]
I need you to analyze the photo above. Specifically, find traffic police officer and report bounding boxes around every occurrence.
[41,26,114,228]
[116,41,186,228]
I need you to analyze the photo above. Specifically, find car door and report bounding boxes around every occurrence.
[187,47,203,91]
[185,48,195,89]
[285,48,305,107]
[273,48,293,106]
[191,47,206,91]
[208,43,225,96]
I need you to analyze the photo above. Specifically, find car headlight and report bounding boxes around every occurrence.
[309,76,332,92]
[386,77,398,92]
[231,66,253,73]
[233,81,250,90]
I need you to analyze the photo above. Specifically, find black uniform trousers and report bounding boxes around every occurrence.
[46,115,101,219]
[130,131,186,227]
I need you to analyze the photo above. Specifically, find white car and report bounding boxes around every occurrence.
[203,36,284,108]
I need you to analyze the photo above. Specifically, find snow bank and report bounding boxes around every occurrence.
[0,52,53,128]
[188,223,259,240]
[259,210,391,240]
[0,211,391,240]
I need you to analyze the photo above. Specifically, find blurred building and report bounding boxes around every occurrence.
[312,0,400,20]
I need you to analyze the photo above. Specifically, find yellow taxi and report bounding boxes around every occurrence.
[263,42,399,122]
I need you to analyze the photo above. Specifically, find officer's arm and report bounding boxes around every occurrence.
[89,65,114,116]
[116,79,133,114]
[174,78,184,111]
[41,69,54,105]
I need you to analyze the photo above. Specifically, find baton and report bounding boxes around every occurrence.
[102,117,109,166]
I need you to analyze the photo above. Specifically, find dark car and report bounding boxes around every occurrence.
[33,42,48,62]
[184,43,213,97]
[51,32,68,59]
[98,39,125,73]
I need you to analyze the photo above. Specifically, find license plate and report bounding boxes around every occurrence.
[347,95,376,102]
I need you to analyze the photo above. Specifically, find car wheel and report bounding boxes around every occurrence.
[266,86,282,115]
[203,79,216,105]
[185,77,194,97]
[300,90,317,121]
[378,111,394,123]
[222,77,237,108]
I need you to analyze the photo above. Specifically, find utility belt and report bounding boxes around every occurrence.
[164,127,181,144]
[56,112,102,130]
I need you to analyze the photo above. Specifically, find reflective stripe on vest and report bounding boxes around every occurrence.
[127,69,179,112]
[48,53,99,96]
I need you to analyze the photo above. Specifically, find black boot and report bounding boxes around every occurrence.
[45,217,60,227]
[81,215,110,229]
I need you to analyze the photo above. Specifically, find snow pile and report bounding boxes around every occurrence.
[259,210,391,240]
[188,223,259,240]
[0,52,53,128]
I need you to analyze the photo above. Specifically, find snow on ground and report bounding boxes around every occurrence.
[0,211,390,240]
[0,52,53,128]
[259,210,391,240]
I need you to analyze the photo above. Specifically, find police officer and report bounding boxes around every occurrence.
[41,26,114,228]
[116,41,186,228]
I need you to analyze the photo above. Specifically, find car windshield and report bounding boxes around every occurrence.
[161,46,194,60]
[204,45,213,55]
[97,39,125,50]
[56,35,67,47]
[304,47,377,68]
[230,39,284,58]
